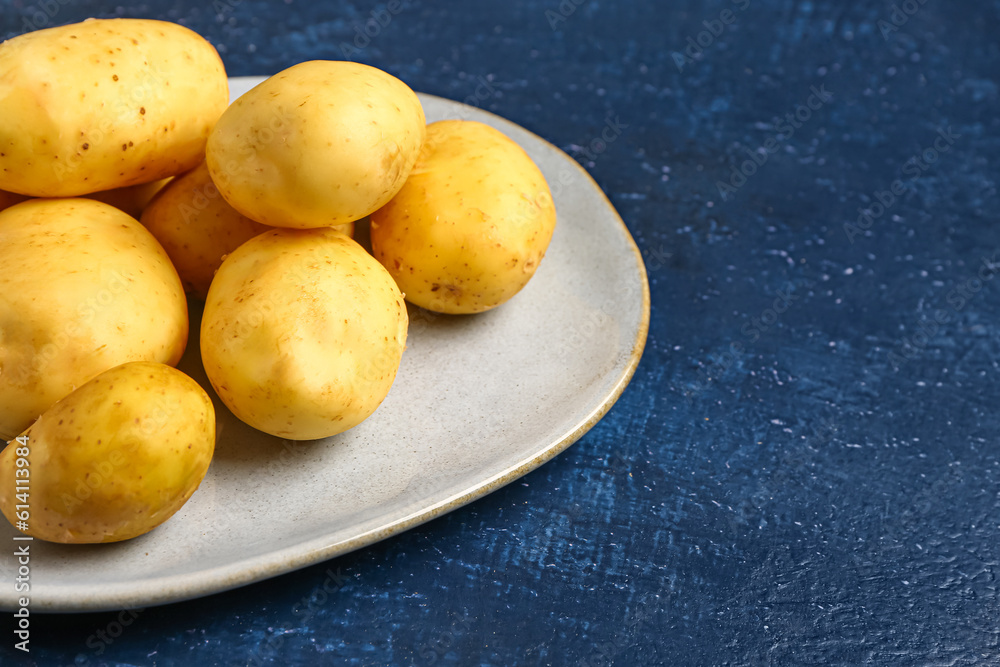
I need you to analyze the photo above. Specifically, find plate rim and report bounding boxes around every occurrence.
[14,79,651,613]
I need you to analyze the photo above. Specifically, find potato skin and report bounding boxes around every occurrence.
[0,361,215,544]
[371,120,557,314]
[0,199,188,441]
[201,228,408,440]
[206,60,425,229]
[0,18,228,197]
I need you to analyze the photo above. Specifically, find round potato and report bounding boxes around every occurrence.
[141,162,272,299]
[207,60,425,229]
[0,198,188,441]
[86,177,172,219]
[371,120,557,314]
[141,162,355,299]
[0,361,215,544]
[0,18,229,197]
[0,189,29,213]
[201,228,407,440]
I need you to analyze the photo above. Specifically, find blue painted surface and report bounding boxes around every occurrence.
[3,0,1000,664]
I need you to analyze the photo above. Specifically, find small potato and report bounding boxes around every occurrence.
[0,19,228,197]
[207,60,425,229]
[86,177,172,219]
[371,120,557,314]
[201,228,407,440]
[0,189,29,213]
[0,361,215,544]
[0,199,188,441]
[141,162,355,299]
[141,162,271,299]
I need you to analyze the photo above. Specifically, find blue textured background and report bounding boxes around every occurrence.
[3,0,1000,665]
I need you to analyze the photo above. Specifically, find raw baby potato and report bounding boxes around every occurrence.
[0,18,228,197]
[141,162,356,300]
[0,189,29,213]
[0,198,188,441]
[0,361,215,544]
[371,120,557,314]
[201,227,408,440]
[206,60,426,229]
[141,161,272,299]
[87,177,172,219]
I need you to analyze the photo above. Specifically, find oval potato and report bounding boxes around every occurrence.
[207,60,425,228]
[86,177,172,219]
[141,162,272,299]
[0,189,29,213]
[0,198,188,440]
[371,120,557,314]
[201,228,407,440]
[140,162,356,299]
[0,18,228,197]
[0,361,215,544]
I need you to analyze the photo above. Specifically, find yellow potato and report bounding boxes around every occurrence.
[140,162,357,299]
[201,228,407,440]
[0,198,188,441]
[86,177,172,219]
[141,162,271,299]
[0,18,228,197]
[0,189,29,213]
[371,120,557,314]
[0,361,215,544]
[207,60,425,229]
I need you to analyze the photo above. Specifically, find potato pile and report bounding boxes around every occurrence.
[0,18,556,544]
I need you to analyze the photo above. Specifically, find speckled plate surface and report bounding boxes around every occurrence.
[0,77,649,613]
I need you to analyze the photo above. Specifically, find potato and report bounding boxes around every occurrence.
[201,228,407,440]
[86,177,172,219]
[206,60,425,229]
[140,162,357,299]
[0,198,188,441]
[141,162,272,299]
[371,120,557,314]
[0,18,228,197]
[0,189,29,213]
[0,361,215,544]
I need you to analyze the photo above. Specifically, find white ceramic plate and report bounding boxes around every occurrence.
[0,77,649,612]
